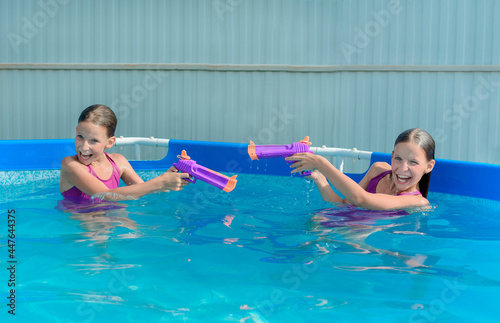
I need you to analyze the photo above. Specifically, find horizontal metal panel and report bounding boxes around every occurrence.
[3,63,500,72]
[2,0,500,65]
[1,69,498,165]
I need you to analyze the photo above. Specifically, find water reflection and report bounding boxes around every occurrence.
[307,205,438,271]
[57,197,139,248]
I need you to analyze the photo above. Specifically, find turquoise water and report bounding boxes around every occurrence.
[1,171,500,322]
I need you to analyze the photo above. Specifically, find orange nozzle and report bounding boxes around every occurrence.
[248,141,258,160]
[223,175,238,193]
[299,136,312,146]
[177,150,191,160]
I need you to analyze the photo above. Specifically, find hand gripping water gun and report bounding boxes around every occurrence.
[173,150,238,192]
[247,136,314,176]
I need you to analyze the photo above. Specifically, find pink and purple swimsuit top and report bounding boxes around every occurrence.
[366,170,421,196]
[61,153,121,200]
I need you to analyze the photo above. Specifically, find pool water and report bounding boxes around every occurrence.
[1,171,500,322]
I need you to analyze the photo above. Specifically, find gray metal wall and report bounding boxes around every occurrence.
[1,0,499,164]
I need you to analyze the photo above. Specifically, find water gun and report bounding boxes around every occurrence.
[173,150,238,192]
[247,136,314,176]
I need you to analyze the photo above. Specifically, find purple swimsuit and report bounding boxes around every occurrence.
[61,153,121,200]
[366,170,421,196]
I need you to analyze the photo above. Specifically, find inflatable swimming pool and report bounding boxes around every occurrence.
[1,138,498,201]
[1,138,499,322]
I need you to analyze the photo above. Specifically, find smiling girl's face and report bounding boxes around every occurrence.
[74,121,115,165]
[391,141,435,193]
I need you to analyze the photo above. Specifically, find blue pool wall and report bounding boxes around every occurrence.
[1,139,499,202]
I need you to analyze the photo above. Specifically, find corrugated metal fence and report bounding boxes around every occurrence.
[1,0,499,165]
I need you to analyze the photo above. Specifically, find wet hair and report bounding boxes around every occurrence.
[78,104,117,138]
[394,128,435,198]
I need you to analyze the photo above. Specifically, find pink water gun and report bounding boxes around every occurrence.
[247,136,314,176]
[173,150,238,192]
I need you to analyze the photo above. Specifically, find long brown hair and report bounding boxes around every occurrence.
[394,128,435,198]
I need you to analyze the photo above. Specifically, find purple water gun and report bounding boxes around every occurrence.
[173,150,238,192]
[247,136,314,176]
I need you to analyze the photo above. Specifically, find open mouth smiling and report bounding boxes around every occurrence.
[79,152,93,161]
[395,174,411,183]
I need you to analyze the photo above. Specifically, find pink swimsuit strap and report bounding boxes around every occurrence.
[366,169,422,196]
[366,170,392,193]
[61,153,121,200]
[87,153,120,188]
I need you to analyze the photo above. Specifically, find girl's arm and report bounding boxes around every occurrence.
[306,170,344,203]
[307,162,389,203]
[286,154,429,210]
[60,156,190,200]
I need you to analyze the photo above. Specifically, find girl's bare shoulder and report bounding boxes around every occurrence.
[107,153,135,176]
[358,162,391,190]
[367,162,391,176]
[107,153,129,165]
[61,155,80,169]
